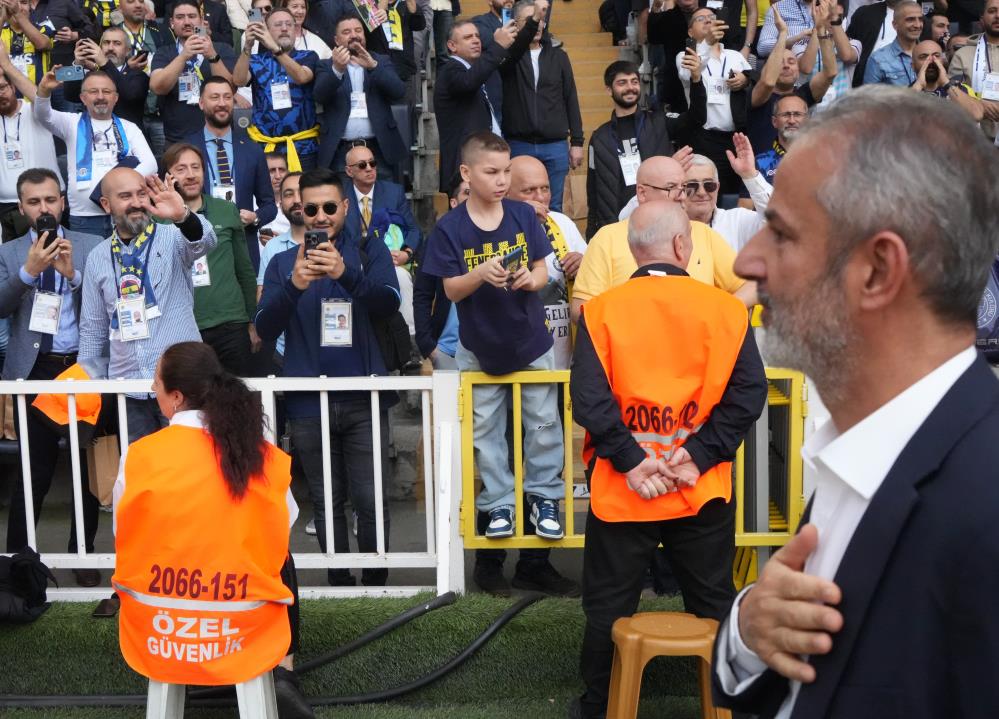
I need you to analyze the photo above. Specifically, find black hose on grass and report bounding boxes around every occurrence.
[0,591,543,710]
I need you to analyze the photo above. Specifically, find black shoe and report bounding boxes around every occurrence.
[513,562,581,597]
[327,569,356,586]
[272,666,315,719]
[567,696,605,719]
[472,562,511,597]
[73,568,101,587]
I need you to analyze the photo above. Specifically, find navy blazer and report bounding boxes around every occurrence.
[184,127,278,272]
[712,356,999,719]
[313,55,407,169]
[343,179,422,253]
[0,228,103,381]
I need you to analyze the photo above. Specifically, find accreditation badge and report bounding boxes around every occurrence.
[271,81,292,110]
[4,142,24,170]
[983,72,999,102]
[321,299,352,347]
[211,183,236,203]
[28,290,62,335]
[191,257,211,287]
[117,294,150,342]
[618,142,640,187]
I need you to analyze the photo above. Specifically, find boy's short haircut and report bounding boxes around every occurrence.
[460,131,510,166]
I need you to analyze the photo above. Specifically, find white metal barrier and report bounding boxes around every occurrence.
[0,372,464,602]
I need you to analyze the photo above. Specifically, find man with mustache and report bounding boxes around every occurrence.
[32,65,155,238]
[256,170,303,365]
[163,142,257,376]
[754,93,806,183]
[78,167,218,443]
[233,7,319,172]
[184,75,277,272]
[63,27,150,127]
[584,58,704,239]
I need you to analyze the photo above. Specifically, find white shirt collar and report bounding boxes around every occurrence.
[354,184,374,204]
[452,55,472,69]
[170,409,206,429]
[803,346,976,500]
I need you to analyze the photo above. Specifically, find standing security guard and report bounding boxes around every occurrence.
[569,200,767,719]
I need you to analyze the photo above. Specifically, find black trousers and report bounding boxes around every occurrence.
[578,497,737,717]
[280,553,301,655]
[692,128,743,196]
[201,322,252,377]
[6,353,100,553]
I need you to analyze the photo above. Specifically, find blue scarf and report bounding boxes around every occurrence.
[76,113,130,187]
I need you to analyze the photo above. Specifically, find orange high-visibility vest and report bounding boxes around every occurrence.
[31,363,102,426]
[581,273,749,523]
[113,425,293,686]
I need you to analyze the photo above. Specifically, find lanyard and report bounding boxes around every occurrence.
[110,222,156,297]
[1,110,20,143]
[704,55,728,77]
[900,51,914,84]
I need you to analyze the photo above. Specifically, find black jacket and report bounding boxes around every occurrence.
[499,42,584,147]
[584,80,707,239]
[413,242,451,358]
[847,1,888,88]
[64,62,150,127]
[570,263,767,475]
[432,18,537,193]
[647,7,693,112]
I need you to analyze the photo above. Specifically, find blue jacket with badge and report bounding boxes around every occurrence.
[255,225,401,418]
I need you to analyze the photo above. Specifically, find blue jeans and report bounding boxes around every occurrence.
[125,397,168,444]
[455,343,564,512]
[69,214,112,239]
[508,140,571,213]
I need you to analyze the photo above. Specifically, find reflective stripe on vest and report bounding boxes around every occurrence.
[582,274,749,523]
[113,425,293,685]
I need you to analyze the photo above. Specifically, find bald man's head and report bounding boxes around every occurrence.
[344,143,377,190]
[627,200,692,269]
[99,168,151,238]
[508,155,552,209]
[636,156,686,206]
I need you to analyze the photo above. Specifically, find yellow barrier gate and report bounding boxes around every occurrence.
[458,368,808,571]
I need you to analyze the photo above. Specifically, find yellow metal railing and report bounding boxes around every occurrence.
[459,367,807,554]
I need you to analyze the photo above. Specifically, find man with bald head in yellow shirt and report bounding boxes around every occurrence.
[570,156,756,323]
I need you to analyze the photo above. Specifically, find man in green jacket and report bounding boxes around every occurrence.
[164,142,259,375]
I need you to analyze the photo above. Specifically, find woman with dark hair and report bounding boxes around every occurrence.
[112,342,315,718]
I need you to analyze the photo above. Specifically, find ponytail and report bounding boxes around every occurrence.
[158,342,266,500]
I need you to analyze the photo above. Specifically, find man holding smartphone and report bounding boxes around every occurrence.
[0,168,104,585]
[255,168,401,587]
[62,28,149,126]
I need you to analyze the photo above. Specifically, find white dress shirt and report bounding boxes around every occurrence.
[715,346,977,718]
[113,409,299,533]
[676,42,752,132]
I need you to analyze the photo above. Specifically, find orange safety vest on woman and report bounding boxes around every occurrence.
[113,424,293,686]
[581,274,749,523]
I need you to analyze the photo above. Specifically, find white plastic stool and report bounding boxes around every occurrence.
[146,671,279,719]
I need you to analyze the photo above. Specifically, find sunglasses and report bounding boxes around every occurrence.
[684,180,719,195]
[350,159,377,170]
[303,201,341,217]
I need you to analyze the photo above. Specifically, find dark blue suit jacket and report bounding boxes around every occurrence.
[344,179,422,253]
[184,127,278,272]
[313,55,407,169]
[712,356,999,719]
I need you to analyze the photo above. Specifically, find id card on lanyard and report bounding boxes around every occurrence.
[117,294,150,341]
[2,111,23,170]
[29,290,62,335]
[321,299,353,347]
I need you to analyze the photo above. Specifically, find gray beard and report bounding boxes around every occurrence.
[114,211,151,237]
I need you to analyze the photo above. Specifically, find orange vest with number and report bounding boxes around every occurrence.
[112,425,293,686]
[581,273,749,523]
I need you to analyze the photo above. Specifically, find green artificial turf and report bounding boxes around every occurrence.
[0,594,706,718]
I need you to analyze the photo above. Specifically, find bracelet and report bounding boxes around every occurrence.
[273,47,285,57]
[207,53,221,63]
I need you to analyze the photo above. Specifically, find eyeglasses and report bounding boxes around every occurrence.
[303,201,341,217]
[349,159,377,170]
[775,111,807,120]
[684,180,719,195]
[640,182,683,197]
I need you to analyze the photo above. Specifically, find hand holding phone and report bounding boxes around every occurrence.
[304,230,327,254]
[247,7,264,22]
[54,64,85,82]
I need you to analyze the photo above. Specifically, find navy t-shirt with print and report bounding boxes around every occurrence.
[421,199,553,375]
[249,50,319,158]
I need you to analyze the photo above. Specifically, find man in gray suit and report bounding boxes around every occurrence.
[0,168,104,587]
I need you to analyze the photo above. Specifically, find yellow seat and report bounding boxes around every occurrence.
[607,612,732,719]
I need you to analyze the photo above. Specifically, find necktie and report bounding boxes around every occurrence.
[361,196,372,231]
[214,138,232,186]
[39,267,56,354]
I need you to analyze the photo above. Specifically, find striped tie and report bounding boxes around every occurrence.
[214,138,232,185]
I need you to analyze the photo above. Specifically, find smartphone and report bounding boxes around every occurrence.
[304,230,328,253]
[502,246,524,275]
[247,7,264,22]
[194,25,206,36]
[714,8,728,26]
[133,50,148,63]
[234,107,252,130]
[685,37,697,52]
[37,213,59,247]
[54,65,86,82]
[501,6,512,24]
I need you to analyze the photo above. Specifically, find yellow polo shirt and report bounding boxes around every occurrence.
[572,219,745,304]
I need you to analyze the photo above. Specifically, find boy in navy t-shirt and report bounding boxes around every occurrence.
[421,132,566,541]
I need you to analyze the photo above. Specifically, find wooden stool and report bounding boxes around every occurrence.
[146,671,278,719]
[606,612,732,719]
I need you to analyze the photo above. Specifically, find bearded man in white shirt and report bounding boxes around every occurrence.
[712,86,999,718]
